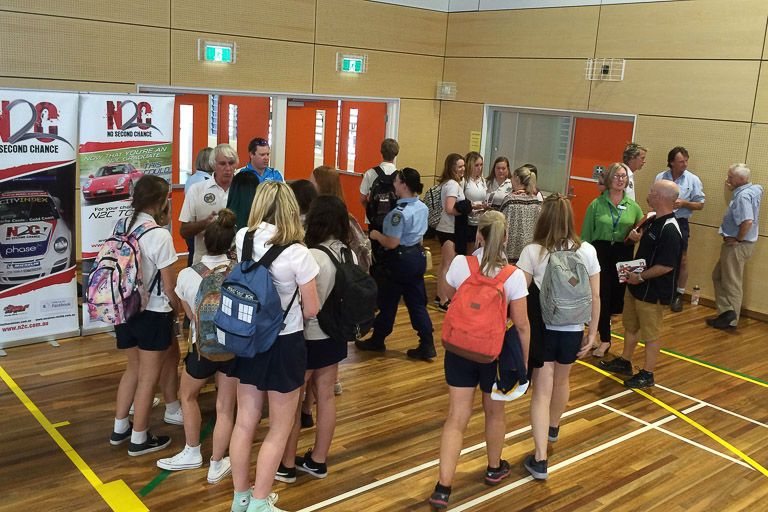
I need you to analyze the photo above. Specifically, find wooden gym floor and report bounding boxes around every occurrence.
[1,239,767,511]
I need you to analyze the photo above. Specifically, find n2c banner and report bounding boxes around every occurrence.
[0,89,80,348]
[79,94,174,334]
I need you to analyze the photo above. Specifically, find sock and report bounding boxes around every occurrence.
[435,482,451,495]
[186,444,201,456]
[165,400,181,414]
[676,287,685,294]
[487,463,500,471]
[114,417,130,433]
[131,429,148,445]
[232,490,251,512]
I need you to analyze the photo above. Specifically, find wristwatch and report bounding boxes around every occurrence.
[636,273,645,283]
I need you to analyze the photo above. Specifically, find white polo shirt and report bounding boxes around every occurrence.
[179,177,229,264]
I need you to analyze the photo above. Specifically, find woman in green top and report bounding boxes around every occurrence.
[581,163,643,357]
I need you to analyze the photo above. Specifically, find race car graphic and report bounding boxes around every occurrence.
[0,191,72,287]
[81,162,143,203]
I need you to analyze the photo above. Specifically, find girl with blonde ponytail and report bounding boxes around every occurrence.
[428,210,530,509]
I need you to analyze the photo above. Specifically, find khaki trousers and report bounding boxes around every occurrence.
[711,241,756,325]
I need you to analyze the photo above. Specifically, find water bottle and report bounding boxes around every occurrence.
[691,285,701,306]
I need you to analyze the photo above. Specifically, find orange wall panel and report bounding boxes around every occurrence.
[172,93,209,183]
[219,96,271,167]
[340,173,365,227]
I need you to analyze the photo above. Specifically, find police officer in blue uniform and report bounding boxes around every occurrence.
[355,168,436,361]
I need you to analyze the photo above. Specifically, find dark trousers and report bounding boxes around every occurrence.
[372,248,434,345]
[592,240,634,343]
[186,236,195,267]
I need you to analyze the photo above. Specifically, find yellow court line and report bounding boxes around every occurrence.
[0,366,148,512]
[577,360,768,478]
[52,420,71,428]
[610,332,768,389]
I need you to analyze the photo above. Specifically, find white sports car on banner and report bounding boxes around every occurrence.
[0,191,72,287]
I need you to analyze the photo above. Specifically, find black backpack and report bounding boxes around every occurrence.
[315,245,378,342]
[365,166,398,231]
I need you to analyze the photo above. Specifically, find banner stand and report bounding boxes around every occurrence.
[0,328,80,351]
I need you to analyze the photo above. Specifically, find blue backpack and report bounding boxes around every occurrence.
[213,232,298,358]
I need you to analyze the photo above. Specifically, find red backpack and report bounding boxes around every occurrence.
[442,256,516,363]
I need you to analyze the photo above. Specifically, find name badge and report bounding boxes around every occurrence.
[617,205,627,210]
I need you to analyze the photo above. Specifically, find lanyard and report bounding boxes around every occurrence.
[609,202,625,242]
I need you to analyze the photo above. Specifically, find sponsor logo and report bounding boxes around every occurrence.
[105,100,162,137]
[4,304,29,315]
[0,99,74,149]
[2,222,52,244]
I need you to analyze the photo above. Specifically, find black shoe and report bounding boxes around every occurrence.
[523,454,548,480]
[275,462,297,483]
[484,459,511,485]
[355,338,386,352]
[300,411,314,429]
[437,300,451,312]
[670,293,683,312]
[433,296,441,305]
[406,344,436,361]
[109,422,132,446]
[127,432,171,456]
[428,483,450,510]
[296,449,328,479]
[548,426,560,443]
[599,356,633,376]
[707,310,736,329]
[624,369,655,389]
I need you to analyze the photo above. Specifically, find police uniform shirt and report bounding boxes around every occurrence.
[383,197,428,246]
[179,177,229,264]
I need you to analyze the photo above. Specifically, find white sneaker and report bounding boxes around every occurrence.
[207,456,232,484]
[334,381,343,396]
[129,396,160,415]
[157,445,203,471]
[164,407,184,425]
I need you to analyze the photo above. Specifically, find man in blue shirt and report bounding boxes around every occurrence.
[654,146,705,312]
[239,137,284,183]
[707,164,763,330]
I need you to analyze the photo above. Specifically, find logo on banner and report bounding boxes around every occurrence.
[0,99,74,152]
[106,100,163,138]
[4,304,30,315]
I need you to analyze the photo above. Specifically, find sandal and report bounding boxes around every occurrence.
[592,341,611,358]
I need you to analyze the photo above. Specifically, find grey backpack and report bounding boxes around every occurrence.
[539,247,592,326]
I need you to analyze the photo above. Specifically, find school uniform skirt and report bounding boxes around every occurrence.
[228,331,306,393]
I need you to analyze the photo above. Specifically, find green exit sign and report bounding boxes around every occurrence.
[337,53,367,74]
[199,40,236,64]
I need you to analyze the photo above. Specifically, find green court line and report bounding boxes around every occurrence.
[611,331,768,388]
[138,416,216,497]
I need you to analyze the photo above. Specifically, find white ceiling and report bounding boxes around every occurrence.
[370,0,675,12]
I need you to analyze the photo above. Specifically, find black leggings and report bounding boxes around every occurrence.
[592,240,634,343]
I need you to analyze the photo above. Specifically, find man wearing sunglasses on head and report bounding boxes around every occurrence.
[240,137,284,183]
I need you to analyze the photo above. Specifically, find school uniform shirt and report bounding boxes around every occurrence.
[654,169,705,219]
[487,178,513,207]
[359,162,397,196]
[235,223,319,335]
[437,179,465,234]
[179,177,229,264]
[133,212,178,313]
[464,177,488,226]
[517,241,600,332]
[446,247,528,305]
[304,240,357,341]
[175,253,230,344]
[383,197,428,246]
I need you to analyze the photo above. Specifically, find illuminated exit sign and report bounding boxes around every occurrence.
[198,40,236,64]
[336,53,367,74]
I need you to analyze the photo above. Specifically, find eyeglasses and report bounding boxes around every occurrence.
[613,174,628,180]
[252,138,269,146]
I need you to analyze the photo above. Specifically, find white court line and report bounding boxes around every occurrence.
[449,403,704,512]
[599,403,753,471]
[295,390,632,512]
[655,384,768,429]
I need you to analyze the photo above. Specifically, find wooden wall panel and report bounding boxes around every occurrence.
[745,123,768,235]
[446,6,599,58]
[313,46,443,99]
[588,60,760,122]
[0,12,170,84]
[317,0,447,56]
[170,0,315,43]
[0,78,135,93]
[0,0,169,26]
[632,115,750,229]
[443,58,590,110]
[170,31,313,92]
[397,100,441,177]
[751,65,768,124]
[596,0,768,60]
[434,101,484,174]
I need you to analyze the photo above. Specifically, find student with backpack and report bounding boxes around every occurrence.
[227,182,320,512]
[516,194,601,480]
[101,175,182,456]
[434,153,467,312]
[275,195,368,483]
[359,138,399,225]
[155,209,239,484]
[355,168,436,361]
[428,211,530,510]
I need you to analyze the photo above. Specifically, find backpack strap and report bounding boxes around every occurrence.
[191,262,209,277]
[132,220,161,239]
[466,255,481,275]
[494,264,516,286]
[242,230,255,262]
[315,244,343,268]
[373,166,385,180]
[148,271,162,296]
[256,242,297,269]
